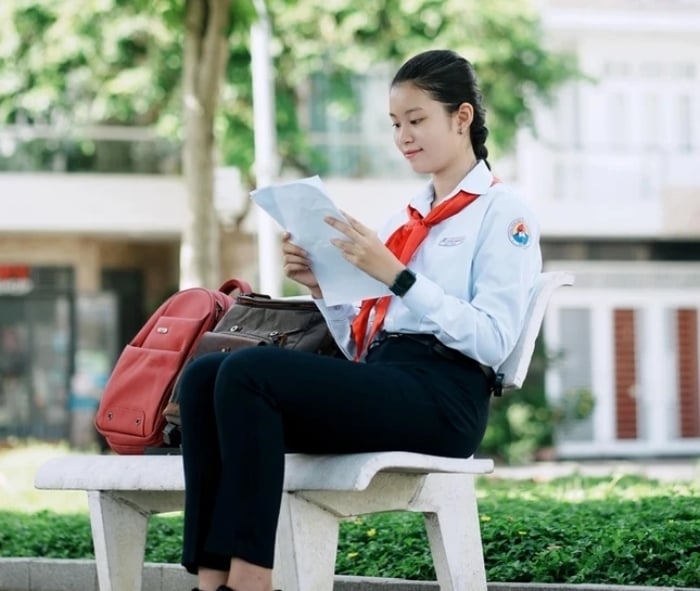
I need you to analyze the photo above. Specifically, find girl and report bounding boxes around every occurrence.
[179,48,542,591]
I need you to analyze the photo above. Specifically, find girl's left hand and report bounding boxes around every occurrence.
[325,212,405,286]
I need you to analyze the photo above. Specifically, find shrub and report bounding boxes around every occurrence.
[479,336,553,464]
[479,337,596,465]
[1,475,699,587]
[0,511,93,558]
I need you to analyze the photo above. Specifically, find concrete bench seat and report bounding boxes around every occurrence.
[34,271,574,591]
[34,451,494,492]
[35,453,494,591]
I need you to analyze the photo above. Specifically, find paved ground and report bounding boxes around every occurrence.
[487,457,700,483]
[1,559,699,591]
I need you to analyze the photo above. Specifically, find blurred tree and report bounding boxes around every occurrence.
[0,0,254,288]
[176,0,254,288]
[269,0,576,163]
[0,0,575,285]
[0,2,182,129]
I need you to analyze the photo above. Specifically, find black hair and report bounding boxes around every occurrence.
[392,49,490,169]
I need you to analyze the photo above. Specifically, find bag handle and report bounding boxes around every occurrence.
[218,278,253,295]
[235,293,318,310]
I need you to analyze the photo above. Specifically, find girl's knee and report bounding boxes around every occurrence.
[217,347,284,383]
[212,348,291,410]
[178,353,226,413]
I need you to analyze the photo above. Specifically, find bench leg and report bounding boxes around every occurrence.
[422,475,487,591]
[274,492,340,591]
[87,491,148,591]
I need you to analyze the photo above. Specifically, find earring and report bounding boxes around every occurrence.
[457,128,464,135]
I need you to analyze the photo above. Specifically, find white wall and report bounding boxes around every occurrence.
[517,1,700,239]
[0,173,187,238]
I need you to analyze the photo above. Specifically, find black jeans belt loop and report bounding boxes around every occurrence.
[374,333,503,396]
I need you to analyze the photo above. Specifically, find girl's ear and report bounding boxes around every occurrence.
[456,102,474,130]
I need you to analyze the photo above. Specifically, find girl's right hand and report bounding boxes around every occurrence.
[282,233,322,298]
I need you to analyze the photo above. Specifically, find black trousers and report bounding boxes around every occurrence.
[179,335,491,574]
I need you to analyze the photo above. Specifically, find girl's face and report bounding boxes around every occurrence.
[389,82,470,176]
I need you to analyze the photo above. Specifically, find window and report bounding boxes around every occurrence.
[640,62,663,78]
[555,308,595,443]
[671,62,696,79]
[306,68,410,178]
[677,94,693,151]
[604,61,633,78]
[607,93,629,149]
[644,94,660,150]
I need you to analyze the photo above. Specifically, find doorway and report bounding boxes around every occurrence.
[0,293,74,439]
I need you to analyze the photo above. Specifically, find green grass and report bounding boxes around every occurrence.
[2,441,700,586]
[0,439,88,513]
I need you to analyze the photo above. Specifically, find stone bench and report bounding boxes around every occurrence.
[35,271,574,591]
[35,452,494,591]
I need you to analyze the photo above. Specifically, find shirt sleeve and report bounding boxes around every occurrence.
[399,189,543,368]
[313,299,358,359]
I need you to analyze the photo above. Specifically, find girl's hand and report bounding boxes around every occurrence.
[325,212,405,286]
[282,233,322,298]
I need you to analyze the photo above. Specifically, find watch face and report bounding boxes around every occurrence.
[391,269,417,296]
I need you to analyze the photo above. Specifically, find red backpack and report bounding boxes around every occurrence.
[95,278,251,454]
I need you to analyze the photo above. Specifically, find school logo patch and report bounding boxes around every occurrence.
[508,218,530,247]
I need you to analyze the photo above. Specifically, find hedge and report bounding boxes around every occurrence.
[2,474,699,587]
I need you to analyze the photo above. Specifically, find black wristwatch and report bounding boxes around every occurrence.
[389,268,417,296]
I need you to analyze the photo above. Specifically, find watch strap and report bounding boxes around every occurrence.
[389,268,417,296]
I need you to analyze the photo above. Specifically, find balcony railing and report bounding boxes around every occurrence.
[517,140,700,237]
[0,125,180,174]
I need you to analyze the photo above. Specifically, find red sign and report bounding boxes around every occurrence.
[0,266,34,294]
[0,266,30,279]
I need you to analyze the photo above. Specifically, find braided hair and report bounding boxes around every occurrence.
[391,49,491,169]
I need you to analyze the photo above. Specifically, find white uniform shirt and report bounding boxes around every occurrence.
[314,160,543,369]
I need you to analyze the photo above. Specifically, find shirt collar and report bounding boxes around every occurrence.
[409,160,493,216]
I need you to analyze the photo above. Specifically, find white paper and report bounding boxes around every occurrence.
[250,176,391,305]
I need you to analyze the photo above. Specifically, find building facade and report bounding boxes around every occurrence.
[0,173,183,444]
[1,0,698,456]
[522,0,700,457]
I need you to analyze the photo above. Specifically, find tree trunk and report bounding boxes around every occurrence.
[180,0,231,288]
